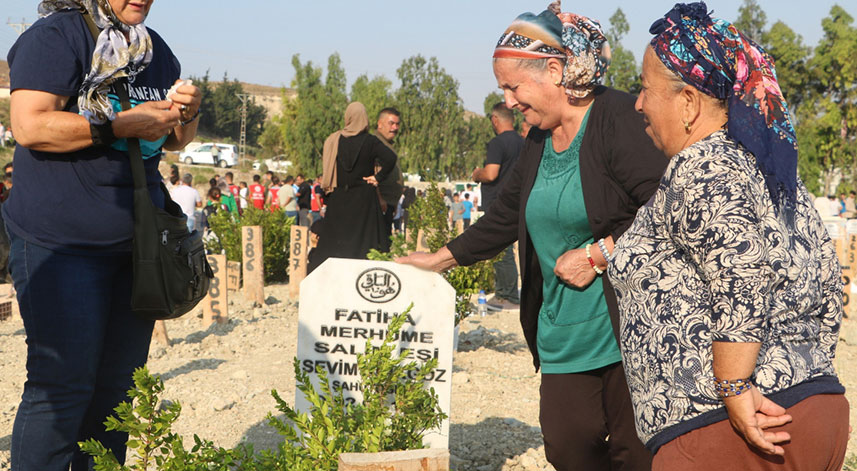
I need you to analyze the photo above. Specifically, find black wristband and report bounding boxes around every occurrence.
[180,109,200,127]
[90,121,117,148]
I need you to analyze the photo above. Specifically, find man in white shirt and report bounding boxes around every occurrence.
[170,173,203,231]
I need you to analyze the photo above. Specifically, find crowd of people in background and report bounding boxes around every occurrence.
[814,191,857,219]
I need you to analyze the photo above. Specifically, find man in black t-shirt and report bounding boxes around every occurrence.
[471,102,523,308]
[295,174,312,227]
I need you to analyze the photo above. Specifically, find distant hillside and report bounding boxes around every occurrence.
[210,81,295,121]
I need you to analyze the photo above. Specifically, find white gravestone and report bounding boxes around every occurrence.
[296,258,455,448]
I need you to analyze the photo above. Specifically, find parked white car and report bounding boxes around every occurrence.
[180,143,238,168]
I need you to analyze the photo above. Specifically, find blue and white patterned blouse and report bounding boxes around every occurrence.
[609,131,844,452]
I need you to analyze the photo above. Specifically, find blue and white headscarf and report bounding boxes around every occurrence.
[38,0,153,124]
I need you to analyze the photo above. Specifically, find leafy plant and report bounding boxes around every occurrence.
[78,367,235,471]
[80,307,446,471]
[368,183,495,325]
[263,306,446,470]
[205,206,293,282]
[844,454,857,471]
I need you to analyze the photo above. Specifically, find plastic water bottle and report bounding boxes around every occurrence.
[477,290,488,317]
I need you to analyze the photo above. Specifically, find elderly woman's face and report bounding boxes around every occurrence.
[493,59,560,130]
[635,48,687,157]
[108,0,153,26]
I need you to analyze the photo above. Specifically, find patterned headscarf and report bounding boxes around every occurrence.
[494,1,611,99]
[38,0,153,124]
[649,2,798,224]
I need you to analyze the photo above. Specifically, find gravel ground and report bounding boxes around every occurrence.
[2,283,857,470]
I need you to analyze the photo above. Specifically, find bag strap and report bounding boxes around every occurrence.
[80,9,147,192]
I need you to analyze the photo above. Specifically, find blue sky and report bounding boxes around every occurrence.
[1,1,846,112]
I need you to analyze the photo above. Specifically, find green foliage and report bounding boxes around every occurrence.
[368,183,494,324]
[794,5,857,194]
[844,453,857,471]
[763,21,811,109]
[733,0,768,44]
[192,72,267,146]
[350,74,394,125]
[273,54,348,177]
[604,8,641,95]
[80,309,446,471]
[0,98,9,130]
[78,367,236,471]
[205,207,294,282]
[394,56,469,179]
[265,307,446,470]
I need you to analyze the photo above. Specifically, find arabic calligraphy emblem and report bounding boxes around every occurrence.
[356,268,401,303]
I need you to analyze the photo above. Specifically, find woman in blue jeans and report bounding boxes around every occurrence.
[4,1,200,469]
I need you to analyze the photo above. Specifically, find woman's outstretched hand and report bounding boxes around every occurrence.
[395,246,458,273]
[723,387,792,456]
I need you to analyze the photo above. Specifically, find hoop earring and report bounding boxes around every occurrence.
[683,121,692,133]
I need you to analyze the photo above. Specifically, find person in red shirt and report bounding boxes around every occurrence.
[266,176,281,212]
[249,174,266,210]
[310,179,323,223]
[224,171,242,215]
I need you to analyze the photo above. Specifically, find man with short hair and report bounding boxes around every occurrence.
[210,143,220,166]
[249,174,266,210]
[279,175,299,221]
[471,102,523,308]
[374,107,403,251]
[461,193,473,229]
[169,173,203,231]
[294,174,312,226]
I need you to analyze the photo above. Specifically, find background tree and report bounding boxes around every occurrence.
[734,0,768,44]
[277,53,349,176]
[394,55,468,179]
[763,21,811,109]
[603,8,640,94]
[798,5,857,194]
[192,72,267,146]
[350,74,393,126]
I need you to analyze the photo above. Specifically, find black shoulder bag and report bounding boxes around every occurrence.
[82,11,212,320]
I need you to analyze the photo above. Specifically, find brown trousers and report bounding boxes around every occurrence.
[653,394,849,471]
[540,362,652,471]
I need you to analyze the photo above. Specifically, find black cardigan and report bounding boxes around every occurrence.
[447,86,668,370]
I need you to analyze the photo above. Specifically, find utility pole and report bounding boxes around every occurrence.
[7,18,32,35]
[236,93,251,167]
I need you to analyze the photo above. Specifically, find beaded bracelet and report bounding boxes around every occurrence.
[585,244,604,275]
[597,238,611,263]
[713,376,753,398]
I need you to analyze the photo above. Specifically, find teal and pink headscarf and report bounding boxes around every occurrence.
[494,1,611,100]
[649,2,798,224]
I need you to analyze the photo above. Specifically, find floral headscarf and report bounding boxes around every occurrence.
[649,2,798,224]
[494,1,611,100]
[38,0,153,124]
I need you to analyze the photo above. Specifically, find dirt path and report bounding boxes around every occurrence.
[2,284,856,470]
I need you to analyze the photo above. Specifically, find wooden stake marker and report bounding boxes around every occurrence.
[338,449,449,471]
[289,225,310,299]
[203,254,227,326]
[226,261,241,291]
[416,229,430,253]
[152,320,170,345]
[825,220,849,310]
[847,220,857,314]
[242,225,265,305]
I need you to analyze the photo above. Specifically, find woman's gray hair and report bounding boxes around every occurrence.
[493,57,567,82]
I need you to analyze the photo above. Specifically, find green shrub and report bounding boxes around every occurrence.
[206,207,293,283]
[79,307,446,471]
[369,182,496,325]
[844,454,857,471]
